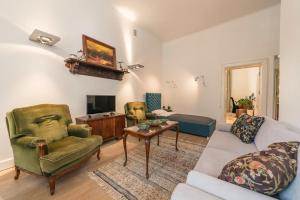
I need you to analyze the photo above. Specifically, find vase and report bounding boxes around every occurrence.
[236,109,247,118]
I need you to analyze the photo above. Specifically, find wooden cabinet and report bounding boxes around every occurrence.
[75,113,125,142]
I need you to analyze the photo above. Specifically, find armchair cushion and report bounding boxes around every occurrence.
[40,135,102,174]
[68,124,91,138]
[126,102,147,121]
[33,119,68,143]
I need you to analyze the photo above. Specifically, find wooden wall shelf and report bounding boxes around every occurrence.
[64,58,128,81]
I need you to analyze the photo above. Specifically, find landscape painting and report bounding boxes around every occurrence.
[82,35,116,68]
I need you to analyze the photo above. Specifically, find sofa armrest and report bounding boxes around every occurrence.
[216,123,232,132]
[68,124,91,138]
[187,170,277,200]
[13,136,47,149]
[12,136,48,157]
[146,113,157,119]
[172,183,221,200]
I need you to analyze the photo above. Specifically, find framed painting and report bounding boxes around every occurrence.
[82,34,117,68]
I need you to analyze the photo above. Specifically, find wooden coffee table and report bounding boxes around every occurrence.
[123,121,179,179]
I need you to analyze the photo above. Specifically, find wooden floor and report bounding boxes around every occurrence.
[0,131,206,200]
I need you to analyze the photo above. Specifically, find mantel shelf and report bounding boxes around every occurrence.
[64,58,128,81]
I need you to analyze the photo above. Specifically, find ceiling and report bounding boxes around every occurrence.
[113,0,280,41]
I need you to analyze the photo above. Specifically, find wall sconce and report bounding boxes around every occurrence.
[195,75,207,87]
[118,61,144,71]
[29,29,60,46]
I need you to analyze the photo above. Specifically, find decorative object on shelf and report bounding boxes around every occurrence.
[194,75,207,87]
[29,29,60,46]
[64,58,126,81]
[128,64,144,70]
[166,80,177,88]
[82,34,116,68]
[118,61,144,71]
[69,49,86,61]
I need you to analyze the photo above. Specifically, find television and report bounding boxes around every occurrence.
[87,95,116,114]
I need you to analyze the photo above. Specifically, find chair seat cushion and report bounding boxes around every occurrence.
[40,136,102,173]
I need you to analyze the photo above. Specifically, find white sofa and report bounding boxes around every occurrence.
[171,117,300,200]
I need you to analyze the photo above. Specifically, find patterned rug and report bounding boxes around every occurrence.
[89,135,207,200]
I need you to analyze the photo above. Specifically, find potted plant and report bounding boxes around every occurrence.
[236,93,255,117]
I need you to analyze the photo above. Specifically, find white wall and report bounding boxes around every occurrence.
[162,5,280,120]
[279,0,300,130]
[231,67,260,101]
[0,0,162,170]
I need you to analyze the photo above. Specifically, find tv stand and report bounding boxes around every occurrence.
[75,113,125,142]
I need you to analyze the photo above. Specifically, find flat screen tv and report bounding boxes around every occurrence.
[87,95,116,114]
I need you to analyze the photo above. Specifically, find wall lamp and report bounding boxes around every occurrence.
[195,75,207,87]
[29,29,60,46]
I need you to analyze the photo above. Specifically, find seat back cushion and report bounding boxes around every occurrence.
[127,102,147,121]
[255,116,300,150]
[254,117,300,199]
[33,117,68,143]
[219,142,299,196]
[12,104,72,140]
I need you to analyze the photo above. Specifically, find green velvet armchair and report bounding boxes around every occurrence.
[6,104,103,195]
[124,102,156,127]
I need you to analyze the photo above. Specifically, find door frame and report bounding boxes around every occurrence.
[220,58,269,121]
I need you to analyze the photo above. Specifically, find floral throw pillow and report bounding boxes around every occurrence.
[231,114,265,143]
[218,142,299,196]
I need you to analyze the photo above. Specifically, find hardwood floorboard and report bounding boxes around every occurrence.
[0,131,207,200]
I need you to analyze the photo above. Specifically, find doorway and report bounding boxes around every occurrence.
[273,55,280,120]
[224,63,263,123]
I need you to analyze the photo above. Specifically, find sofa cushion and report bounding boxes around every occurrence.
[231,114,264,144]
[194,147,244,177]
[40,135,101,173]
[255,117,300,151]
[216,123,232,132]
[208,130,258,155]
[218,142,299,196]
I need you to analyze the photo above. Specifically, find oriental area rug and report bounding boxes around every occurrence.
[89,135,207,200]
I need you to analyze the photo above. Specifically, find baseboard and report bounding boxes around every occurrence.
[0,157,14,171]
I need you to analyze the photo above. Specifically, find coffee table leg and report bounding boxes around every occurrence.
[123,132,128,166]
[145,138,151,179]
[175,125,179,151]
[157,134,160,146]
